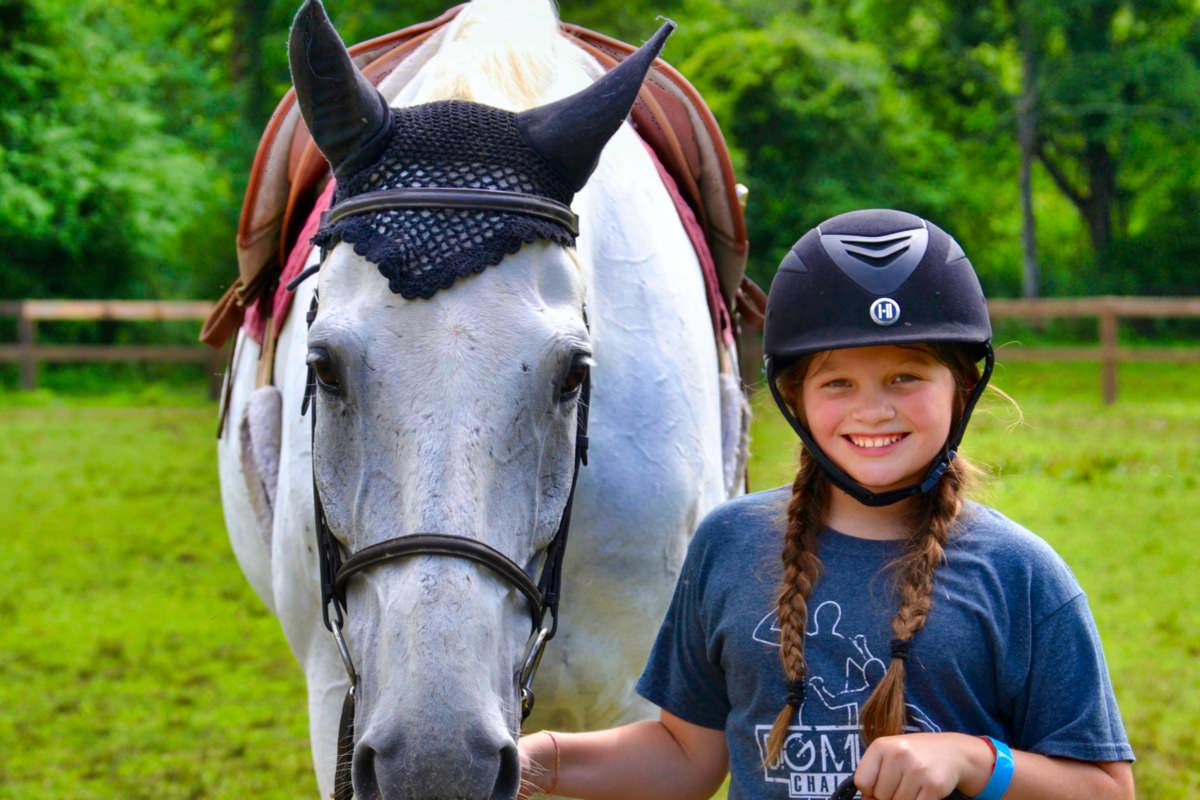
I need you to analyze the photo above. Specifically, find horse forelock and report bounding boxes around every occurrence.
[410,0,597,110]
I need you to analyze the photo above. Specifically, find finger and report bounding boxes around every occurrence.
[893,770,921,800]
[856,744,882,794]
[871,754,903,800]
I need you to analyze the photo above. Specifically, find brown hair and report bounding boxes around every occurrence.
[763,345,983,763]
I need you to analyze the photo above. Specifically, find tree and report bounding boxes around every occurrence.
[851,0,1200,295]
[4,0,1195,306]
[0,0,222,299]
[671,0,981,286]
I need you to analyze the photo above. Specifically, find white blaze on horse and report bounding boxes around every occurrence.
[217,0,739,797]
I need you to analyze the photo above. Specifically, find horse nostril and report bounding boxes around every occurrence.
[352,743,381,800]
[492,741,521,799]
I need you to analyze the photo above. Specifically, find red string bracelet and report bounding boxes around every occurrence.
[544,730,561,796]
[978,734,998,773]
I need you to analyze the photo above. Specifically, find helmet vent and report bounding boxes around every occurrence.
[843,237,910,268]
[818,226,929,295]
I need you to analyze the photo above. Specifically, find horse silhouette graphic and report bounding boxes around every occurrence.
[752,601,939,798]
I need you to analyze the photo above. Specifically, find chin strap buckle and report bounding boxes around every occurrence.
[919,450,956,494]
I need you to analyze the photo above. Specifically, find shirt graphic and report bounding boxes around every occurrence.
[751,600,939,799]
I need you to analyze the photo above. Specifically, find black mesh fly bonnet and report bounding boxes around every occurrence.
[312,100,578,299]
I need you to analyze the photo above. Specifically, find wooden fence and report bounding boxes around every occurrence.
[986,296,1200,403]
[0,299,220,393]
[2,296,1198,403]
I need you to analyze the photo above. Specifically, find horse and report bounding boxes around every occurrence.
[217,1,736,797]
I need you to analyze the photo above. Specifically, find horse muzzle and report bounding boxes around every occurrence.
[353,724,521,800]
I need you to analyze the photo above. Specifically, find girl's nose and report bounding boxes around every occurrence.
[851,389,896,424]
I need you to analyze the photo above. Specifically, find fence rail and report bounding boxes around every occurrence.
[2,296,1198,403]
[0,299,219,393]
[987,296,1200,403]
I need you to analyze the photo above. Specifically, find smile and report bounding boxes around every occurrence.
[845,433,907,449]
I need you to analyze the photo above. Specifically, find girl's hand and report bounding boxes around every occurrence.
[517,731,558,799]
[854,733,992,800]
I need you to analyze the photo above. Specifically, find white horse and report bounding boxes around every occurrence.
[218,1,732,797]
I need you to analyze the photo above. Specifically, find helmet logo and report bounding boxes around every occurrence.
[870,297,901,326]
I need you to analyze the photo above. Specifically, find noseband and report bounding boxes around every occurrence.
[298,187,588,800]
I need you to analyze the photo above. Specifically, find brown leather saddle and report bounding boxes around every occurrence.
[200,6,762,349]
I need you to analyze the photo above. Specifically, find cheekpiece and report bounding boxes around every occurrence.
[313,100,578,299]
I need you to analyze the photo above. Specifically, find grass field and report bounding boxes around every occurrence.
[1,361,1197,798]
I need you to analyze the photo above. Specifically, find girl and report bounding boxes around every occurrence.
[519,209,1134,800]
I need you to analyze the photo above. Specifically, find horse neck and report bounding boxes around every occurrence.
[575,123,709,352]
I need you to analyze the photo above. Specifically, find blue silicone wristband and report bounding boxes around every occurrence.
[976,736,1014,800]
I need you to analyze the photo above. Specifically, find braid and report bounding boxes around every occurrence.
[858,456,971,743]
[770,344,988,749]
[764,453,828,764]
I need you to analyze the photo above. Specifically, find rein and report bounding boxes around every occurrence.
[296,188,590,799]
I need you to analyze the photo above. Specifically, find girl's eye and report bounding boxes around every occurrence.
[823,378,851,389]
[893,373,920,384]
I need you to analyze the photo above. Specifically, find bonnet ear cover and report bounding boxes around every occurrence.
[304,10,676,299]
[517,21,675,194]
[288,0,392,177]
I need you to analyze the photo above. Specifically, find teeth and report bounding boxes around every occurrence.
[849,434,903,449]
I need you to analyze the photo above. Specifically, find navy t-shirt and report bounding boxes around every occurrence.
[636,488,1133,800]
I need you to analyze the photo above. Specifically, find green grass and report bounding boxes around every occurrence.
[1,360,1196,797]
[0,402,313,799]
[0,362,222,399]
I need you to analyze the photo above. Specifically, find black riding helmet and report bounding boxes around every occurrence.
[764,208,994,507]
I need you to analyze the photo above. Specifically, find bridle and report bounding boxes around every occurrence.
[321,187,580,234]
[295,186,589,800]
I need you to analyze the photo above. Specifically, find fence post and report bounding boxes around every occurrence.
[1099,301,1118,405]
[18,302,37,391]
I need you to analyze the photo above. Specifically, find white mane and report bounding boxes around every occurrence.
[411,0,598,109]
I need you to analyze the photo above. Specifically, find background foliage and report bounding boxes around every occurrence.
[0,0,1197,305]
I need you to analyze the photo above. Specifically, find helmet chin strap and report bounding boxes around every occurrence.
[766,344,995,508]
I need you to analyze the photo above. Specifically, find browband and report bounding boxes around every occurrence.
[324,187,580,237]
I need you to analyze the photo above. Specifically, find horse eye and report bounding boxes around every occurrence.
[559,354,593,401]
[306,347,341,393]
